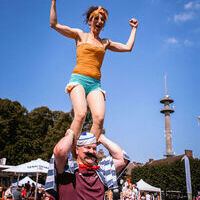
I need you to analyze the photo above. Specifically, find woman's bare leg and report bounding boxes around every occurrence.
[69,85,87,140]
[87,90,105,139]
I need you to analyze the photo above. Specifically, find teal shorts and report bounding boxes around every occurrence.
[65,74,105,97]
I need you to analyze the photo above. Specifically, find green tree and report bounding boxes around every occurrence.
[0,98,29,164]
[27,106,54,159]
[131,158,200,199]
[0,98,106,165]
[41,111,72,160]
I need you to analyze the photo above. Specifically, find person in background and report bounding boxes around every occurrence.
[0,186,4,199]
[13,187,22,200]
[4,186,13,199]
[132,184,138,200]
[30,183,36,198]
[150,193,155,200]
[37,188,45,200]
[107,190,113,200]
[146,192,151,200]
[44,193,54,200]
[25,181,31,197]
[140,193,146,200]
[157,193,160,200]
[124,184,133,200]
[122,180,129,198]
[196,193,200,200]
[21,186,27,200]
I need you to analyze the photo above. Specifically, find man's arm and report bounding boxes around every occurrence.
[53,129,74,174]
[98,135,129,173]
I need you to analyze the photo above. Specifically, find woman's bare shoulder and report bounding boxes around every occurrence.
[76,32,89,44]
[101,38,110,48]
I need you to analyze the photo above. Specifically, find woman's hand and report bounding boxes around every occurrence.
[129,18,138,29]
[107,18,138,52]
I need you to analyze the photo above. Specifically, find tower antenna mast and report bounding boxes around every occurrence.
[160,75,175,157]
[164,74,167,96]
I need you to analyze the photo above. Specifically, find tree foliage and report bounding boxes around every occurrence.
[131,158,200,196]
[0,98,93,165]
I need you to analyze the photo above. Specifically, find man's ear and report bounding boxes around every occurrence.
[76,146,79,156]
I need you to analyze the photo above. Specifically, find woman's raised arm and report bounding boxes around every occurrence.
[50,0,83,40]
[106,18,138,52]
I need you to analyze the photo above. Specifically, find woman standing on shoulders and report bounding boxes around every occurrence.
[50,0,138,142]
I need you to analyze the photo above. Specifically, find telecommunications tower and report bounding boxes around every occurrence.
[160,76,175,157]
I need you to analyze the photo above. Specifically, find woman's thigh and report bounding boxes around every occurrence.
[87,90,105,120]
[69,85,87,115]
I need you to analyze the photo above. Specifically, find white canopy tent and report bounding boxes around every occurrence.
[137,179,162,199]
[3,158,49,200]
[12,176,42,188]
[2,158,49,174]
[137,179,161,192]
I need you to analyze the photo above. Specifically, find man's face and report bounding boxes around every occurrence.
[76,143,97,166]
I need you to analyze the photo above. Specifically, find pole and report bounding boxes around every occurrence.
[34,172,39,200]
[182,155,192,200]
[17,174,20,187]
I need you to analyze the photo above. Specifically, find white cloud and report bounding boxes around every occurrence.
[174,12,194,22]
[184,1,200,10]
[184,2,193,9]
[165,38,194,47]
[166,37,179,45]
[184,39,193,46]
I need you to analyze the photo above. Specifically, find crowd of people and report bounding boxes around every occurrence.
[104,182,200,200]
[120,183,159,200]
[0,182,52,200]
[103,182,161,200]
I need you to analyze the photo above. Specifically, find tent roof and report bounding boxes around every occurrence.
[3,158,49,173]
[0,165,13,170]
[12,176,42,188]
[136,179,161,192]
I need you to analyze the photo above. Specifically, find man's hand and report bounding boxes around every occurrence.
[97,133,104,144]
[97,134,129,173]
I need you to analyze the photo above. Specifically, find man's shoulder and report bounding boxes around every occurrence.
[98,155,113,168]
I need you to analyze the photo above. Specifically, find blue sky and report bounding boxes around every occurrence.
[1,0,200,163]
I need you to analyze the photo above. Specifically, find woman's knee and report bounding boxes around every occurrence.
[92,114,104,126]
[74,110,87,122]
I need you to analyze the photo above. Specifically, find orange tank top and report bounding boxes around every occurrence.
[73,39,106,80]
